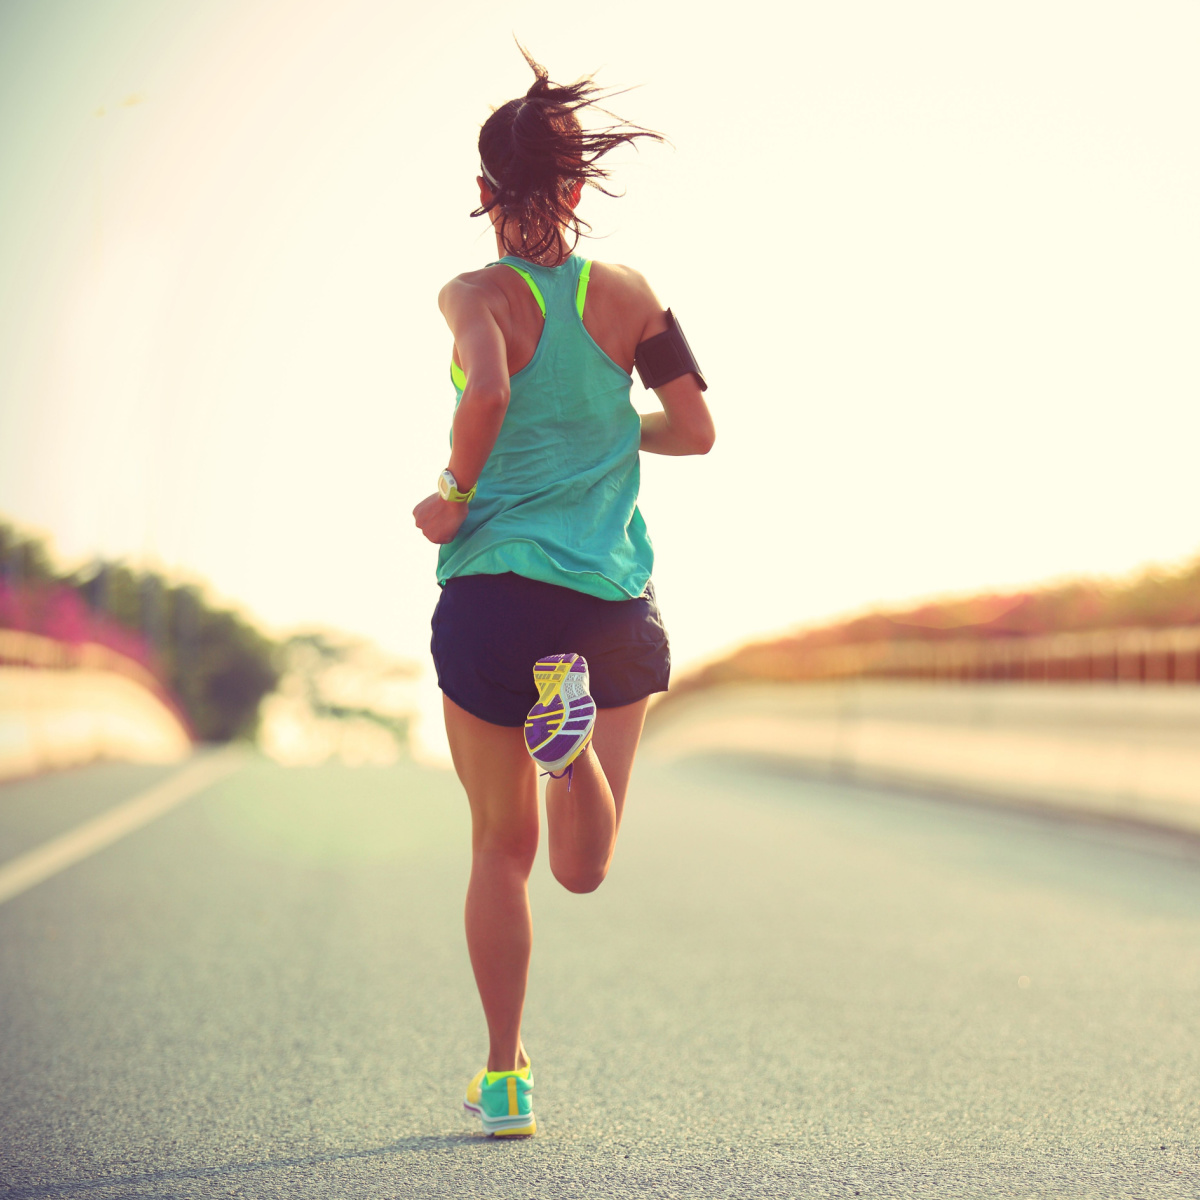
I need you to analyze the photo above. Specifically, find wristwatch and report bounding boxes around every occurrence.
[437,469,476,503]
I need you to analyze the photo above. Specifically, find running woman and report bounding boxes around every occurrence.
[413,49,714,1137]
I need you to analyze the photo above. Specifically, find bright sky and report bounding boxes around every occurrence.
[1,0,1198,682]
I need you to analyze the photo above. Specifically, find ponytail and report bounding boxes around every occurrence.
[472,45,664,263]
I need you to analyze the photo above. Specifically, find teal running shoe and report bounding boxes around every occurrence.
[462,1065,536,1136]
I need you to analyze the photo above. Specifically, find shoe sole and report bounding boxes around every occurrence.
[463,1099,536,1137]
[483,1114,537,1136]
[525,654,596,774]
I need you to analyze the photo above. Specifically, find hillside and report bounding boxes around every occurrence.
[672,553,1200,696]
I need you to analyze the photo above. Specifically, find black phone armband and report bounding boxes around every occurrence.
[633,310,707,392]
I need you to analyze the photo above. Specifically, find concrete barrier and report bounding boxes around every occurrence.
[645,681,1200,837]
[0,665,191,781]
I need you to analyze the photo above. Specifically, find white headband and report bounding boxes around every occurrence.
[480,161,502,190]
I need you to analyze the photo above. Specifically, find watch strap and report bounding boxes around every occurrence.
[439,469,476,503]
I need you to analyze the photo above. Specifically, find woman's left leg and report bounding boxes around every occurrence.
[544,697,649,894]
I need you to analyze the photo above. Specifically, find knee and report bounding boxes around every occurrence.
[474,827,538,877]
[550,859,608,895]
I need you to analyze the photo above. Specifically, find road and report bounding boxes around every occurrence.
[1,751,1198,1198]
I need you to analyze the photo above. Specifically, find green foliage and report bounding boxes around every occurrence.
[164,599,280,742]
[0,525,57,588]
[1,521,279,742]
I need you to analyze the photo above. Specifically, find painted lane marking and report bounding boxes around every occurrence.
[0,750,243,906]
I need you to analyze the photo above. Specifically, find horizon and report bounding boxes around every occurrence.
[6,510,1196,669]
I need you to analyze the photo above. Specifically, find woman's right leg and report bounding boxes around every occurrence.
[444,695,540,1073]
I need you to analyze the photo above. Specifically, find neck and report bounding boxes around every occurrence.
[492,221,571,267]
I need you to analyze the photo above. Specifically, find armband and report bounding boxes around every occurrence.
[633,309,707,392]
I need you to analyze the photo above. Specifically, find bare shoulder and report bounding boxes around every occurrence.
[438,267,502,311]
[588,262,666,341]
[438,266,524,335]
[590,262,659,305]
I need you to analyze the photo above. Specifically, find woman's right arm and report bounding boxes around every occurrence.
[438,277,511,491]
[413,275,511,545]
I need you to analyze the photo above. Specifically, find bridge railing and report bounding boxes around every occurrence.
[0,629,190,731]
[729,626,1200,686]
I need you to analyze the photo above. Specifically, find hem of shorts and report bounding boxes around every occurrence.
[437,679,669,729]
[437,679,528,728]
[596,681,670,710]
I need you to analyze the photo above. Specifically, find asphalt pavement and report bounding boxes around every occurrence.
[1,751,1198,1198]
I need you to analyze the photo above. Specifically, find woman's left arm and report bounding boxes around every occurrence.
[639,371,715,456]
[414,278,511,545]
[614,271,715,457]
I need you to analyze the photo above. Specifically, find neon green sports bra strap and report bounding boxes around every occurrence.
[575,260,592,319]
[451,262,548,388]
[500,263,546,318]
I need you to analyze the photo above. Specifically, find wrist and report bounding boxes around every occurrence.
[437,468,476,503]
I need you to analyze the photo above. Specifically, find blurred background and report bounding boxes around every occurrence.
[1,0,1197,784]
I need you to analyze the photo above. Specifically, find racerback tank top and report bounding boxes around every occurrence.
[435,255,654,600]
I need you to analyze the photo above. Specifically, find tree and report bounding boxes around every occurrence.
[0,520,280,742]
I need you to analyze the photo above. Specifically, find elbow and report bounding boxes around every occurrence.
[462,382,510,416]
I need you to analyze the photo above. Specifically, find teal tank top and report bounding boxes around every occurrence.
[436,255,653,601]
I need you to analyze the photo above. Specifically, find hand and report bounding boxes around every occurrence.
[413,493,470,545]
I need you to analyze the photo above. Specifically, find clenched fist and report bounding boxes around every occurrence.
[413,493,470,545]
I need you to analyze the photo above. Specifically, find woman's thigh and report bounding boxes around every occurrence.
[443,695,539,861]
[542,696,648,824]
[542,696,649,892]
[590,697,649,825]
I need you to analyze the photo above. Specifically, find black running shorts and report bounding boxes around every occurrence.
[431,572,671,727]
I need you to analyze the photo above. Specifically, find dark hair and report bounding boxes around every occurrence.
[472,46,665,264]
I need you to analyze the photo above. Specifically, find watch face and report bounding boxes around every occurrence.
[438,471,453,500]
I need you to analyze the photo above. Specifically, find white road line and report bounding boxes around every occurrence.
[0,750,243,906]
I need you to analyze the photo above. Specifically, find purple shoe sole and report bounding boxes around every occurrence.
[524,653,596,774]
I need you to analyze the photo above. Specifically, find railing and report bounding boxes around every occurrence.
[723,626,1200,686]
[0,629,191,732]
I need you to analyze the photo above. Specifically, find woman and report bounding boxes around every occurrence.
[413,49,714,1137]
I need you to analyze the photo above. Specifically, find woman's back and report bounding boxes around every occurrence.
[437,255,655,601]
[451,258,664,381]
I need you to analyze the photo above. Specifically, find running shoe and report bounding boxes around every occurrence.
[524,653,596,776]
[462,1065,536,1136]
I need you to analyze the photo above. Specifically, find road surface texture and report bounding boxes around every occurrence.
[1,752,1198,1198]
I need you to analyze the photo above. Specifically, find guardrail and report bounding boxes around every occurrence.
[0,628,167,693]
[646,679,1200,837]
[722,626,1200,686]
[0,629,192,740]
